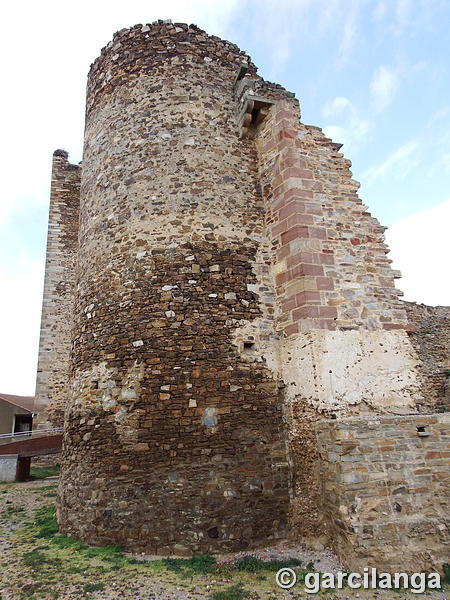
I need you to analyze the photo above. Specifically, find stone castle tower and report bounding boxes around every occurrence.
[35,21,449,570]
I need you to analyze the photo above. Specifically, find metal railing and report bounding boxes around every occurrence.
[0,427,63,442]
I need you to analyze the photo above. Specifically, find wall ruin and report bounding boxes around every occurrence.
[317,414,450,572]
[33,20,449,570]
[35,151,80,428]
[404,302,450,412]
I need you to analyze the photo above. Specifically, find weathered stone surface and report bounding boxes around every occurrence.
[316,414,450,572]
[281,329,422,413]
[34,151,80,427]
[405,302,450,412]
[56,21,290,554]
[32,21,447,568]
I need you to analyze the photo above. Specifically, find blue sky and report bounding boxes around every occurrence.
[1,0,449,395]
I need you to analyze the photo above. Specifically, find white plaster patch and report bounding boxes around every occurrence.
[281,330,422,412]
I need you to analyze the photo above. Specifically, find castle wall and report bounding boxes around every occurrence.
[50,21,444,566]
[405,302,450,412]
[256,98,407,335]
[34,150,80,427]
[57,22,290,554]
[252,95,422,416]
[317,414,450,572]
[245,89,423,542]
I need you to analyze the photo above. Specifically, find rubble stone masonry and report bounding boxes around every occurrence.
[33,21,449,569]
[57,22,290,554]
[35,151,80,427]
[317,414,450,572]
[405,302,450,412]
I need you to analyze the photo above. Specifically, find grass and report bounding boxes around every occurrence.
[443,563,450,585]
[4,505,25,519]
[83,582,105,593]
[34,505,58,538]
[211,584,246,600]
[29,465,60,480]
[4,486,448,599]
[1,499,316,598]
[162,554,217,576]
[23,549,48,568]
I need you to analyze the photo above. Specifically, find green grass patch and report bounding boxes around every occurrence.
[163,554,217,576]
[33,505,58,538]
[443,563,450,585]
[43,489,57,498]
[10,500,318,599]
[83,582,105,593]
[23,549,48,568]
[29,466,60,480]
[211,584,246,600]
[31,484,58,498]
[32,484,58,492]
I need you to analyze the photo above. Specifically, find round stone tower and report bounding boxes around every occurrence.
[56,21,290,553]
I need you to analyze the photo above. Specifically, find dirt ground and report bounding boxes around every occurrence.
[0,475,448,600]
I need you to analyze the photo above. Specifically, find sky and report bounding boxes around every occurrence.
[0,0,449,395]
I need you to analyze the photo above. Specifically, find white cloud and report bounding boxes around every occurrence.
[322,94,373,155]
[396,0,412,29]
[373,1,386,21]
[323,96,351,118]
[385,198,450,306]
[337,3,359,65]
[362,141,418,183]
[323,115,372,155]
[0,259,44,395]
[370,65,398,111]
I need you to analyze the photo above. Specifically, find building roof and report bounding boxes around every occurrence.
[0,393,34,412]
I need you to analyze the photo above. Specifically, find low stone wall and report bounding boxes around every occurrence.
[316,413,450,573]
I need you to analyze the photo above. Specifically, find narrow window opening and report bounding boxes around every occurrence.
[416,425,430,437]
[243,341,256,353]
